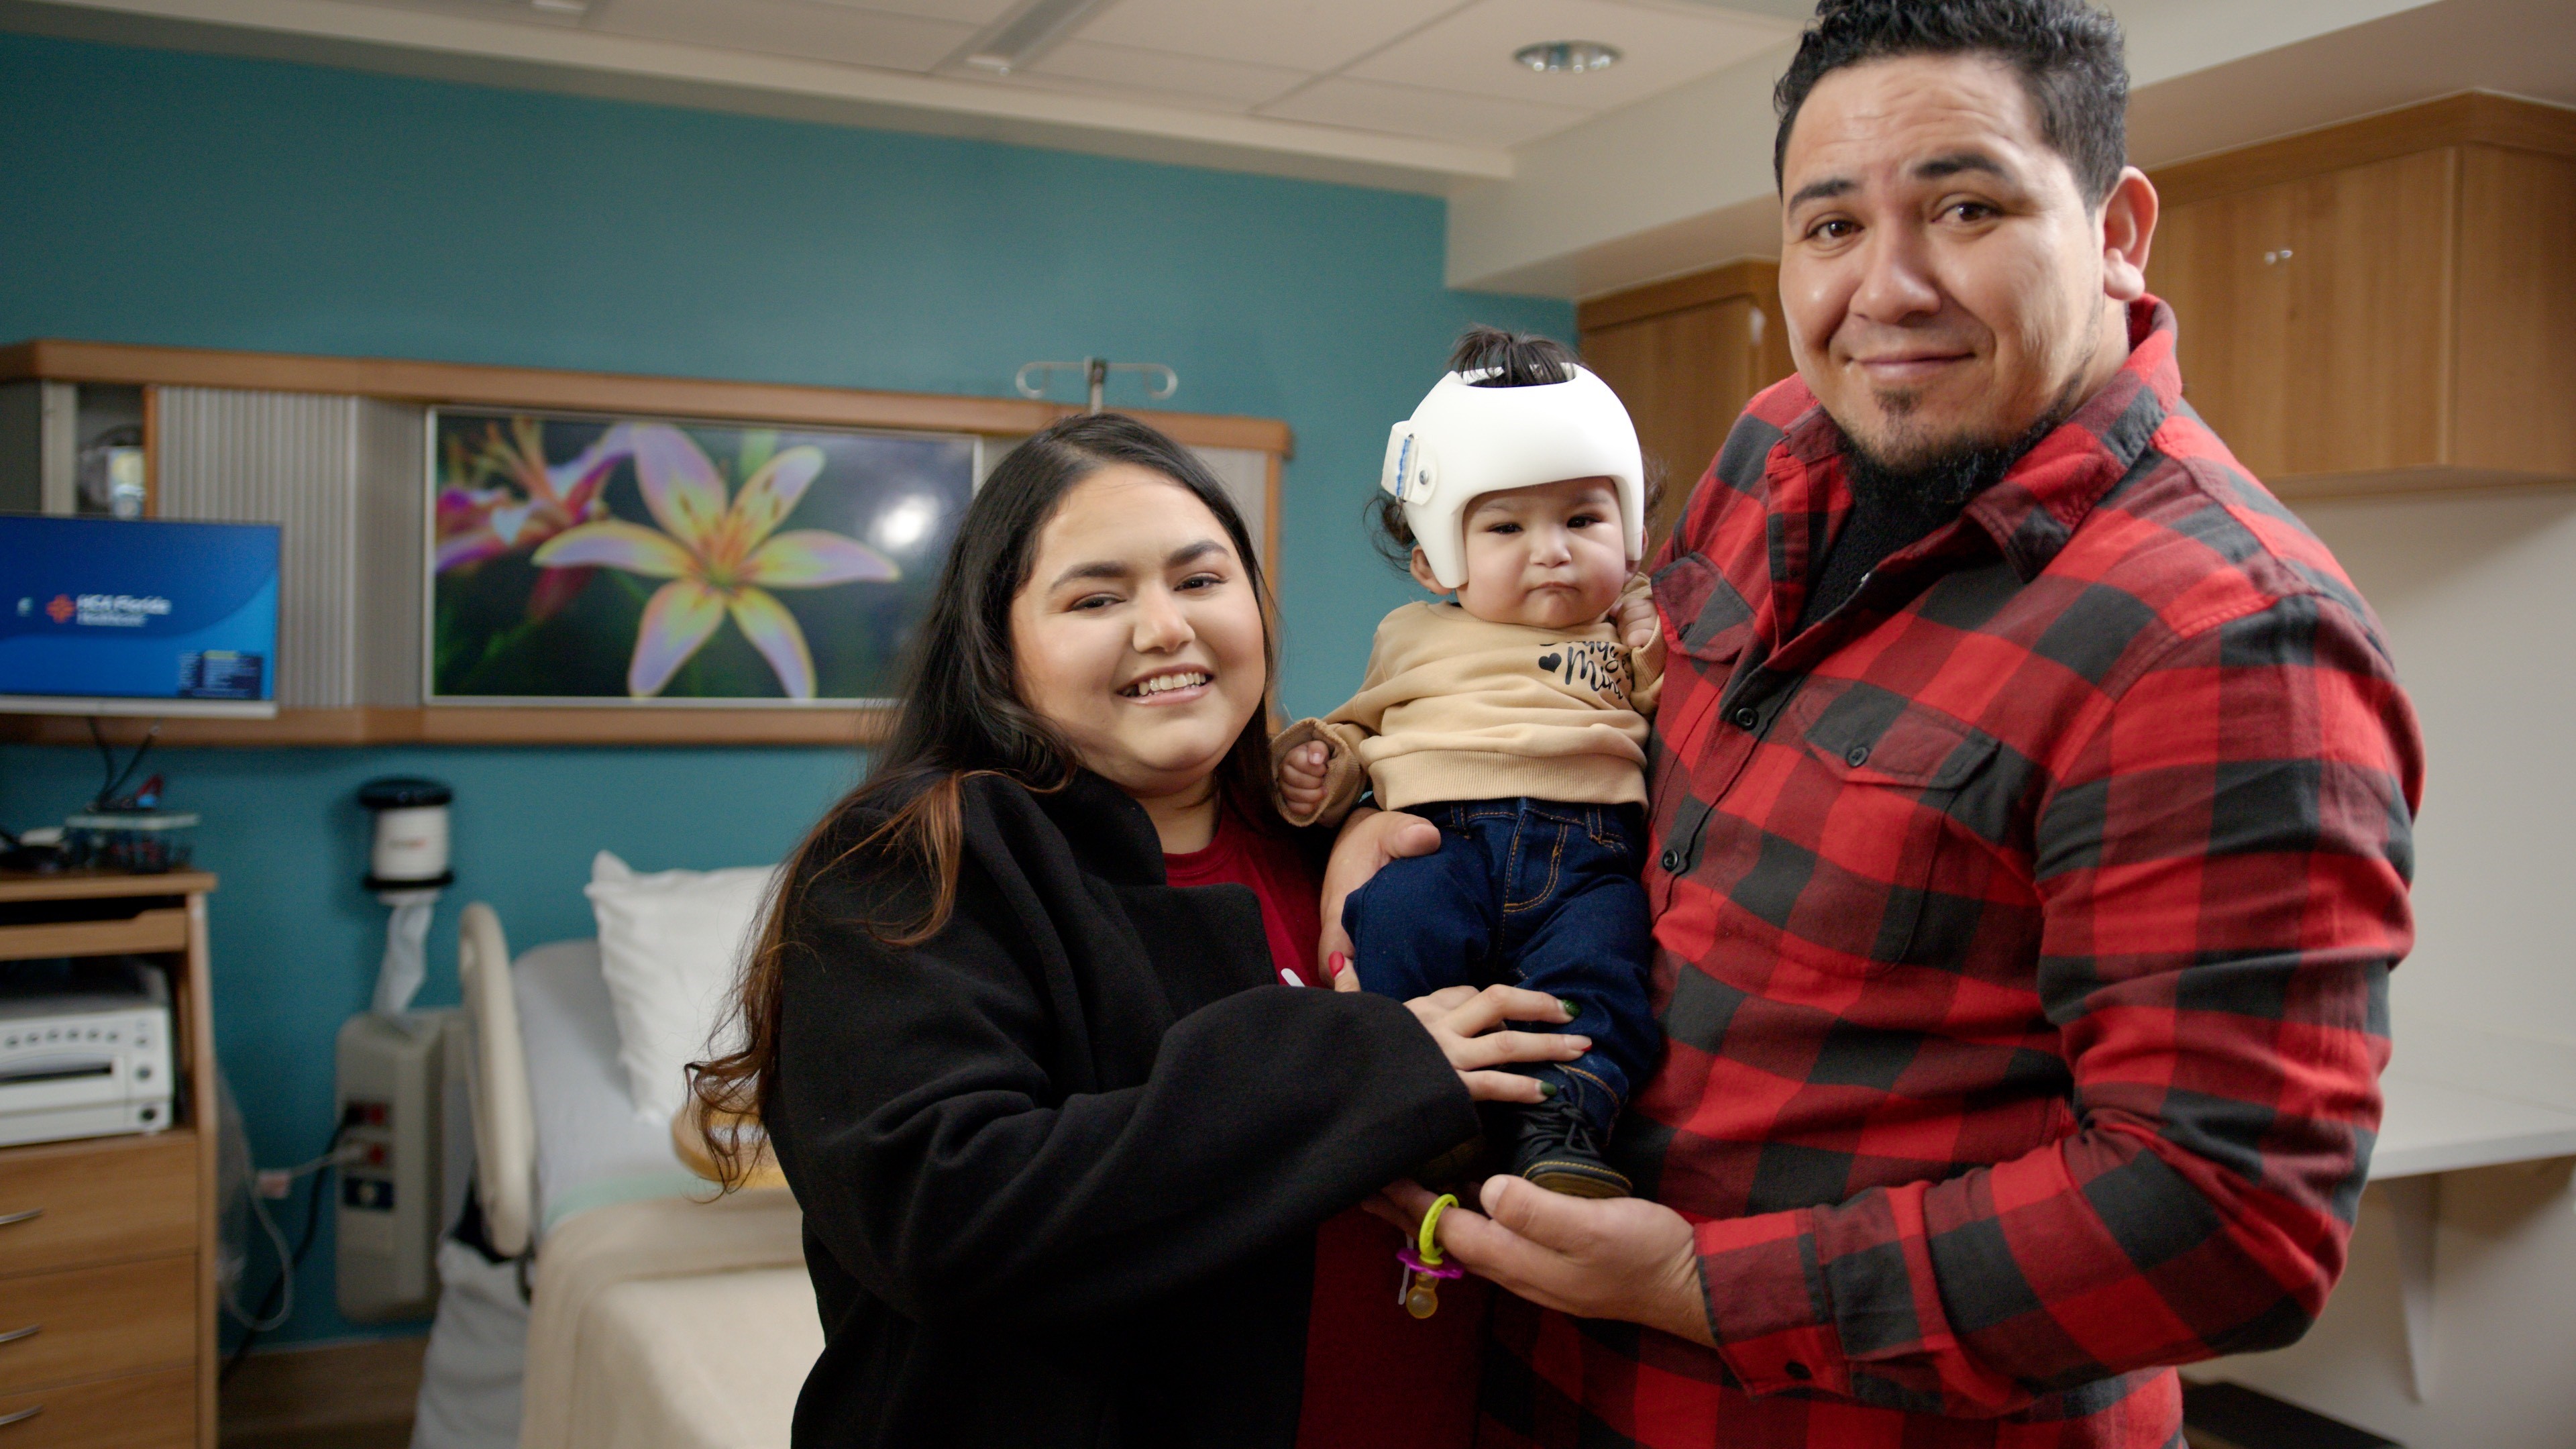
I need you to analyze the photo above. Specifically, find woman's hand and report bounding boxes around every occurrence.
[1332,967,1586,1104]
[1316,806,1444,973]
[1277,740,1332,820]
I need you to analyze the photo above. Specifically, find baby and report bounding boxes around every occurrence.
[1277,327,1660,1198]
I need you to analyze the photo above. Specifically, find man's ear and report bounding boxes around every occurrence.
[2100,166,2159,303]
[1407,547,1446,595]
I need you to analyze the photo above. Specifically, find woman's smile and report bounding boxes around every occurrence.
[1120,667,1214,702]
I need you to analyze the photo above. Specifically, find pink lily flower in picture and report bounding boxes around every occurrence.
[436,419,636,621]
[531,424,898,699]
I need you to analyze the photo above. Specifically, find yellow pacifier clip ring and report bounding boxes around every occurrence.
[1417,1193,1458,1268]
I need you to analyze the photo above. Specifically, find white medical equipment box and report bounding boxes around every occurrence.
[0,958,175,1148]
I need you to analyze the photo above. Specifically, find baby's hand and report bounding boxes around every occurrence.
[1617,590,1662,663]
[1278,740,1333,817]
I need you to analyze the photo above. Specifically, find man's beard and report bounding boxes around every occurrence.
[1837,376,2088,512]
[1839,417,2047,513]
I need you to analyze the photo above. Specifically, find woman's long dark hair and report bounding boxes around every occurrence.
[689,412,1281,1187]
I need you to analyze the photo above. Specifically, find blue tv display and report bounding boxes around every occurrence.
[0,515,282,717]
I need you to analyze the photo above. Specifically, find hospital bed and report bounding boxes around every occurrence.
[413,903,819,1449]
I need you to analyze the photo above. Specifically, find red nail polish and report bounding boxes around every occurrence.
[1329,951,1349,977]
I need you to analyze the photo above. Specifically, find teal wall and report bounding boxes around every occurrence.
[0,30,1569,1346]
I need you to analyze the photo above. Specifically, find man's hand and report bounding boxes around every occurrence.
[1373,1177,1715,1349]
[1277,740,1332,820]
[1316,806,1442,973]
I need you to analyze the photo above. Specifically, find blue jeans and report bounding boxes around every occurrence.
[1342,797,1658,1133]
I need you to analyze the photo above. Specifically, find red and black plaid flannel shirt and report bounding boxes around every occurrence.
[1480,300,2424,1448]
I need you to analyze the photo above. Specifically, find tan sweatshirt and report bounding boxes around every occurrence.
[1274,600,1662,828]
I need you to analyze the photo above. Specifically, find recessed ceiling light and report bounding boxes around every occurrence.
[1514,40,1621,74]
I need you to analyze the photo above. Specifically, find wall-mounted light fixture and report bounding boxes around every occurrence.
[958,0,1116,75]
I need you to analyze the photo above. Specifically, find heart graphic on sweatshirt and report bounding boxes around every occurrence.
[1537,652,1563,674]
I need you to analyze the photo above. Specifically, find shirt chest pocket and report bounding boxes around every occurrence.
[1654,551,1756,666]
[1756,689,2000,977]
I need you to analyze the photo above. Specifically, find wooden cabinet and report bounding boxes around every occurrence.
[0,873,220,1448]
[1578,260,1797,550]
[2147,93,2576,496]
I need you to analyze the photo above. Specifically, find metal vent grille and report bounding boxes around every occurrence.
[156,388,425,708]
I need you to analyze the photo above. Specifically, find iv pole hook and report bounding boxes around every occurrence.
[1014,358,1179,413]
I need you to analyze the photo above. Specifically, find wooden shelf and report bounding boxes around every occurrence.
[0,707,894,749]
[0,870,215,904]
[0,908,190,961]
[0,339,1293,458]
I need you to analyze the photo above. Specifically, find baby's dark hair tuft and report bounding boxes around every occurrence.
[1448,325,1580,388]
[1366,492,1417,572]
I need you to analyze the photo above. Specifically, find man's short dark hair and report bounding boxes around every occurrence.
[1773,0,2129,205]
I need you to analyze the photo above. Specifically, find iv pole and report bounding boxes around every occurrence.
[1014,357,1179,412]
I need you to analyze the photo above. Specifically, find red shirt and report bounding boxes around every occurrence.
[1164,807,1328,987]
[1165,809,1487,1449]
[1482,301,2421,1447]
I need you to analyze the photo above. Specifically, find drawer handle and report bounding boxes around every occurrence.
[0,1405,38,1428]
[0,1210,39,1229]
[0,1327,35,1346]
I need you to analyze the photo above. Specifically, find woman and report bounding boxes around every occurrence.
[691,413,1590,1448]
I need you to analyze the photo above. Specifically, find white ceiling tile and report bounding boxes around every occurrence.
[1347,0,1789,109]
[1077,0,1468,75]
[1257,75,1591,147]
[1020,40,1310,109]
[587,0,977,72]
[971,70,1256,115]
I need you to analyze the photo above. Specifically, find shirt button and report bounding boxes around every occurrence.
[1731,706,1759,729]
[1845,745,1870,767]
[1659,849,1682,873]
[1784,1361,1812,1381]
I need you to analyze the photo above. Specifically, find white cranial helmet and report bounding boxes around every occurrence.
[1379,365,1646,591]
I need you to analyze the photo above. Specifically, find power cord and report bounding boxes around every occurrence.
[221,1119,357,1382]
[84,715,162,809]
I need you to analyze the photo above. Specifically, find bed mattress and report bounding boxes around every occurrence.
[513,939,704,1240]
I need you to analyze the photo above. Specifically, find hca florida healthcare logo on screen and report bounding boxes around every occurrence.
[22,592,171,627]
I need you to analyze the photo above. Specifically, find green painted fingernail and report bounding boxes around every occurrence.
[1559,998,1581,1020]
[1540,1081,1559,1099]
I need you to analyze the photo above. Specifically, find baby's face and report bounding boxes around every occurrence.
[1413,476,1629,630]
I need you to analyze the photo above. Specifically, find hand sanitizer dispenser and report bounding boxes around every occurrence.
[359,777,453,1016]
[337,777,470,1321]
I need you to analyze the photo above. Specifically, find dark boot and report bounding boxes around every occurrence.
[1507,1078,1631,1199]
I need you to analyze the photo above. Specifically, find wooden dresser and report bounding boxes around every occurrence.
[0,871,219,1448]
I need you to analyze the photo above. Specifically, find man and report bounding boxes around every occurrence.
[1327,1,2423,1444]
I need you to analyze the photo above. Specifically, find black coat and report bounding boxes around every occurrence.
[767,770,1480,1449]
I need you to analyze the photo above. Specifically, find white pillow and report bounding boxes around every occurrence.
[586,851,780,1126]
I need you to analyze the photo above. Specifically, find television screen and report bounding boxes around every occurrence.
[0,515,282,718]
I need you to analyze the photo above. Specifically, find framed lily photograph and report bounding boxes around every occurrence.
[427,408,976,706]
